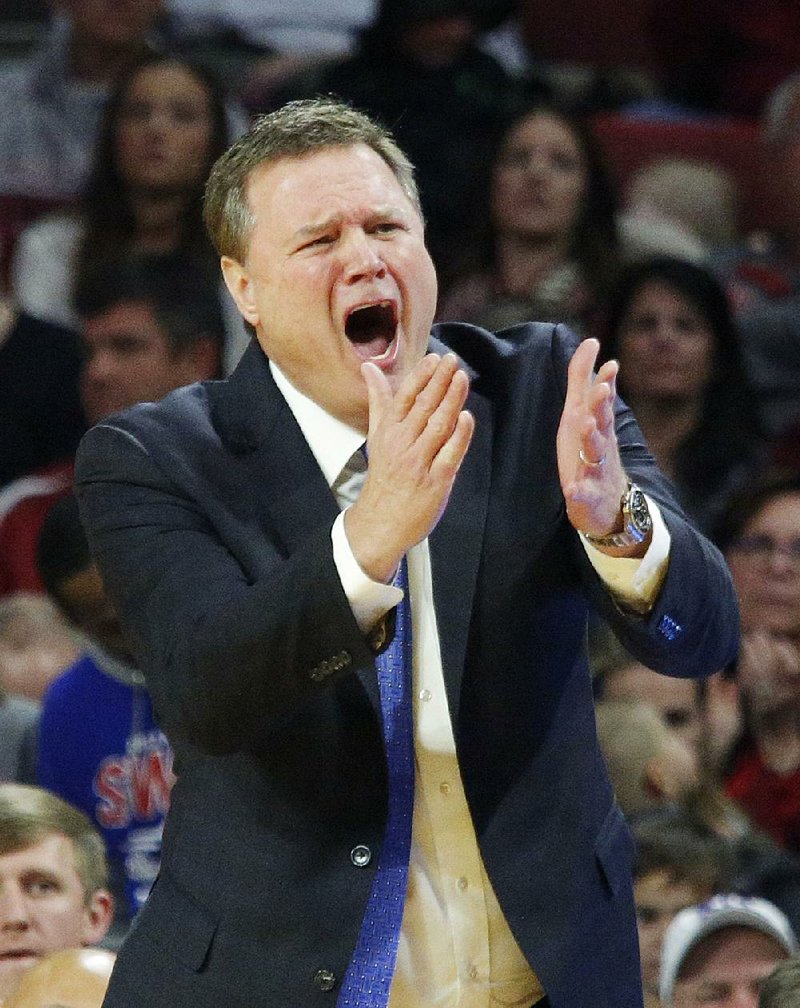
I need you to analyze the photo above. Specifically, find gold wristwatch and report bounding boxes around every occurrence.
[583,482,652,550]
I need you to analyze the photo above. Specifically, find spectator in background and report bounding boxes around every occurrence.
[632,813,734,1008]
[619,158,740,267]
[660,894,797,1008]
[593,686,800,936]
[438,100,620,334]
[0,0,171,204]
[600,256,766,533]
[725,77,800,443]
[0,262,222,601]
[714,74,800,316]
[0,595,80,704]
[10,52,247,374]
[2,947,115,1008]
[759,954,800,1007]
[289,0,533,286]
[35,495,173,943]
[592,626,705,757]
[715,471,800,854]
[0,594,81,785]
[590,618,800,937]
[0,784,113,1003]
[594,698,700,820]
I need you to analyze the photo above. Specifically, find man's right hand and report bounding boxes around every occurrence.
[344,353,474,584]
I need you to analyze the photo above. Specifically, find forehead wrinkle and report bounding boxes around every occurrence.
[294,204,411,240]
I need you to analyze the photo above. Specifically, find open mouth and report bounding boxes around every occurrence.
[345,301,398,363]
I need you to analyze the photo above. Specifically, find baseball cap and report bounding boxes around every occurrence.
[659,893,797,1006]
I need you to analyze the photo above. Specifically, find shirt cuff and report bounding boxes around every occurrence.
[332,509,404,634]
[580,494,670,613]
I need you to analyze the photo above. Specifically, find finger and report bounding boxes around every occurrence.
[393,353,442,419]
[565,337,600,407]
[362,361,394,441]
[587,379,615,431]
[418,366,470,461]
[596,358,618,390]
[433,409,475,476]
[405,353,461,439]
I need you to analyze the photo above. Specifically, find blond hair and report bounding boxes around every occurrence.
[0,785,108,901]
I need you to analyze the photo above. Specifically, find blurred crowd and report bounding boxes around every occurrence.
[1,1,800,1005]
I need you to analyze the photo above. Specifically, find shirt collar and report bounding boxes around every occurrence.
[270,361,364,488]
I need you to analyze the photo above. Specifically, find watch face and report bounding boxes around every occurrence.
[627,486,651,533]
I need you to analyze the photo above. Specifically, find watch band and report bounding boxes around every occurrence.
[582,482,652,550]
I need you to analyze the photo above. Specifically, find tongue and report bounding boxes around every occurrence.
[350,335,391,362]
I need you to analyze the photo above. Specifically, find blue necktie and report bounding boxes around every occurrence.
[337,554,414,1007]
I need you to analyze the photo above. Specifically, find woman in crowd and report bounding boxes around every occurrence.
[715,470,800,855]
[437,100,621,334]
[600,255,766,531]
[11,52,246,372]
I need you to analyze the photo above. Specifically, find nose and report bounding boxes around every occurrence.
[767,544,800,577]
[142,105,174,137]
[647,319,677,348]
[83,349,117,386]
[0,884,30,930]
[341,230,386,284]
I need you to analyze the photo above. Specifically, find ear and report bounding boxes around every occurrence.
[221,256,260,329]
[81,889,114,946]
[643,757,667,802]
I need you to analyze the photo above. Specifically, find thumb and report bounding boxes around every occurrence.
[361,361,392,441]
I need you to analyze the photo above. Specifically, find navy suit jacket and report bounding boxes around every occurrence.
[75,322,739,1008]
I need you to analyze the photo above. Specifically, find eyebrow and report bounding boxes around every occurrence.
[293,206,408,241]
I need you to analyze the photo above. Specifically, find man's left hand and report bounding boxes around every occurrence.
[556,337,629,542]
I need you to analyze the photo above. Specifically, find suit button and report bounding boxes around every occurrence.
[350,844,372,867]
[313,968,337,992]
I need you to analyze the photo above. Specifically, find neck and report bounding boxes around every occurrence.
[130,191,188,253]
[623,397,700,478]
[494,232,570,297]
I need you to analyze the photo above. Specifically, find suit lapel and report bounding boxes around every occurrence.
[429,385,492,726]
[211,342,340,557]
[210,344,382,714]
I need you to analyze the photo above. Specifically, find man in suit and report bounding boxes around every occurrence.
[74,98,739,1007]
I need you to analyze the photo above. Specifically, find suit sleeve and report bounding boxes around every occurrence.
[549,325,740,678]
[75,422,379,756]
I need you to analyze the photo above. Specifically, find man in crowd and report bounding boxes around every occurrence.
[0,263,221,599]
[36,494,173,943]
[0,784,113,1003]
[660,893,797,1007]
[75,98,738,1006]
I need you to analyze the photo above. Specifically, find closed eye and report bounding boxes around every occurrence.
[300,234,335,251]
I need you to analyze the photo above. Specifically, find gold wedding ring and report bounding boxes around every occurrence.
[579,449,606,467]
